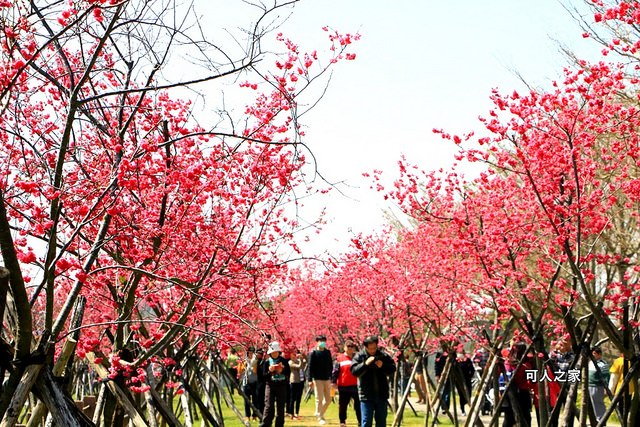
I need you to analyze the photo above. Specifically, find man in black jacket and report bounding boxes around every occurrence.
[350,335,396,427]
[307,334,333,425]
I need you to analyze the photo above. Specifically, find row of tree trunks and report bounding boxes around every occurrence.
[2,295,637,427]
[0,326,266,427]
[392,336,429,427]
[404,294,639,427]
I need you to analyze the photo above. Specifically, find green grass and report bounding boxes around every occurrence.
[201,394,433,427]
[179,390,623,426]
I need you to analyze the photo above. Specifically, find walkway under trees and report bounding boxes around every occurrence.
[2,0,640,426]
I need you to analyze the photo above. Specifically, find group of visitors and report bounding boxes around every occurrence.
[232,342,306,426]
[224,334,396,427]
[468,338,631,427]
[223,333,640,427]
[402,336,636,427]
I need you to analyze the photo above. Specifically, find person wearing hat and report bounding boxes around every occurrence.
[307,334,333,425]
[260,341,290,427]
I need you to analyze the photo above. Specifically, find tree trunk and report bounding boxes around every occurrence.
[0,268,8,336]
[0,190,34,421]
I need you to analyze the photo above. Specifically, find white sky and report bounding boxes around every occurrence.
[266,0,605,257]
[190,1,606,257]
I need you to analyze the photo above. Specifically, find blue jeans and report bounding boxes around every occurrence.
[360,397,387,427]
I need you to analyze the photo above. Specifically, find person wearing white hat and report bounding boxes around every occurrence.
[260,341,290,427]
[268,342,282,353]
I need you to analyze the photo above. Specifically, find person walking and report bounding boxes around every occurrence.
[473,348,491,415]
[260,342,290,427]
[550,338,575,427]
[414,351,427,405]
[457,349,475,417]
[351,335,396,427]
[501,342,534,427]
[226,347,240,395]
[240,346,261,422]
[332,340,362,427]
[396,351,412,398]
[256,348,267,414]
[307,334,333,425]
[609,352,639,426]
[288,349,306,420]
[434,351,452,414]
[588,346,610,425]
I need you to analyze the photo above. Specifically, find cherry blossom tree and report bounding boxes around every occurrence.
[0,0,359,424]
[271,2,640,425]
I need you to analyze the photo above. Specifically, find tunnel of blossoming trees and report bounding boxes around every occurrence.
[1,0,640,426]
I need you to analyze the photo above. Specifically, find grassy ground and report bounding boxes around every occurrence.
[189,391,623,426]
[213,394,432,427]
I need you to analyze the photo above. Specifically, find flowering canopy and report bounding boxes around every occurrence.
[271,1,640,360]
[0,0,360,412]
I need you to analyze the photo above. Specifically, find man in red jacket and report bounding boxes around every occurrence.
[332,340,361,427]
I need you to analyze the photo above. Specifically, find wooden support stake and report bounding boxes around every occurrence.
[203,360,250,427]
[26,338,78,427]
[392,337,428,427]
[195,361,224,427]
[86,352,149,427]
[429,352,456,427]
[179,362,220,427]
[147,372,185,427]
[143,369,159,427]
[180,388,193,427]
[34,367,94,427]
[0,364,42,427]
[0,332,52,427]
[92,383,107,426]
[464,352,497,427]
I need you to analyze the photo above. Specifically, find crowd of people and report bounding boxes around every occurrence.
[224,334,396,427]
[492,339,631,427]
[222,335,637,427]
